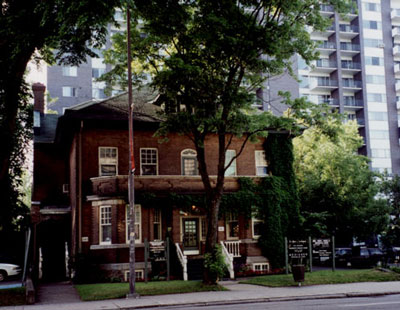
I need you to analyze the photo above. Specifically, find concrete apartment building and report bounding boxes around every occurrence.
[36,1,400,175]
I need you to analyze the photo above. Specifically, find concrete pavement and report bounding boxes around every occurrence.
[2,280,400,310]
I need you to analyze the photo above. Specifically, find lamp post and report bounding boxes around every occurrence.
[127,4,139,299]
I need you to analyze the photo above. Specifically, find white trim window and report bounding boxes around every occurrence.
[181,149,198,175]
[126,205,142,244]
[252,217,264,239]
[100,206,112,244]
[62,66,78,77]
[153,209,162,241]
[124,270,144,282]
[226,212,239,240]
[62,86,77,97]
[255,150,268,176]
[253,263,269,273]
[140,148,158,175]
[225,150,237,176]
[99,147,118,176]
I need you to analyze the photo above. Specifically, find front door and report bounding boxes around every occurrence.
[183,218,199,251]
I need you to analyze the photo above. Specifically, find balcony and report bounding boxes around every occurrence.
[343,99,363,109]
[394,45,400,58]
[357,118,365,127]
[90,175,263,197]
[392,9,400,23]
[320,4,334,16]
[310,59,337,73]
[341,61,361,74]
[397,99,400,110]
[342,79,362,92]
[316,41,336,56]
[309,79,338,91]
[393,28,400,43]
[310,24,335,37]
[339,24,359,39]
[395,64,400,77]
[319,98,339,107]
[396,82,400,94]
[340,42,360,56]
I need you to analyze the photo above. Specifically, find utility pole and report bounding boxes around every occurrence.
[127,4,139,299]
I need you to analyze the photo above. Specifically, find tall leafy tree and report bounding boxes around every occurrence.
[103,0,352,283]
[0,0,123,231]
[293,120,390,244]
[381,175,400,247]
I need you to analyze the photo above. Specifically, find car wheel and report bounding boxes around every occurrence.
[0,270,7,282]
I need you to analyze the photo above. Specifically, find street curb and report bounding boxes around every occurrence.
[119,291,400,309]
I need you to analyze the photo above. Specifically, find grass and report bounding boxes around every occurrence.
[240,269,400,287]
[75,280,227,301]
[0,287,26,306]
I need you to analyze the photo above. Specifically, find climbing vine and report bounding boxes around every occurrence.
[135,133,300,269]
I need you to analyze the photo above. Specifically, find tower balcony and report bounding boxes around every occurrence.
[309,79,338,91]
[342,79,362,93]
[310,59,337,73]
[339,24,359,39]
[393,28,400,43]
[392,9,400,23]
[319,4,334,17]
[340,42,360,57]
[395,64,400,77]
[341,61,361,75]
[316,41,336,56]
[394,45,400,58]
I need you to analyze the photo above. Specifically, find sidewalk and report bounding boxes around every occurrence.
[3,280,400,310]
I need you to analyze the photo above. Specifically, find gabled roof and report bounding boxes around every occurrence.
[62,87,161,122]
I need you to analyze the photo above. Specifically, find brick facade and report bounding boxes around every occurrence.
[32,94,271,281]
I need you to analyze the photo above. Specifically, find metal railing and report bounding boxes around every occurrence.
[341,62,361,70]
[319,98,339,106]
[220,241,235,279]
[342,79,362,88]
[339,24,359,33]
[315,59,337,68]
[340,43,360,51]
[175,243,188,281]
[316,41,336,49]
[344,99,363,107]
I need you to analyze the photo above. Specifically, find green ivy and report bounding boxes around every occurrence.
[135,134,299,269]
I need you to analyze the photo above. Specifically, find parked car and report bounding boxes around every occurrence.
[0,263,21,282]
[351,247,384,268]
[335,248,352,267]
[385,247,400,265]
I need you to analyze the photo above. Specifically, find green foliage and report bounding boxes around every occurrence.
[0,0,122,232]
[380,175,400,247]
[293,119,390,244]
[203,244,229,281]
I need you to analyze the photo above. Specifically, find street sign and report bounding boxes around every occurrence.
[288,240,308,259]
[312,239,332,261]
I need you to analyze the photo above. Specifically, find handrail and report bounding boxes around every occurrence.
[224,240,241,257]
[175,243,188,281]
[220,241,235,279]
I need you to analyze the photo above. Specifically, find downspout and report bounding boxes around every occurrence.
[78,120,83,253]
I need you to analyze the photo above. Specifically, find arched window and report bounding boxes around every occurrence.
[181,149,198,176]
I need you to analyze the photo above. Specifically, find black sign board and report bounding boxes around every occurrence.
[312,239,332,259]
[288,240,308,259]
[149,241,166,261]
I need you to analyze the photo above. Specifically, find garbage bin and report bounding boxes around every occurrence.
[292,264,305,283]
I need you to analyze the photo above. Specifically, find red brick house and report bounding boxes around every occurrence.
[31,84,271,282]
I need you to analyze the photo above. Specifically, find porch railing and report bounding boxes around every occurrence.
[223,240,241,257]
[220,241,235,279]
[175,243,188,281]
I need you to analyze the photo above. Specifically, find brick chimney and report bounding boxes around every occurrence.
[32,82,46,114]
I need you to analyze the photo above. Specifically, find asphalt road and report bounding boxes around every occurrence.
[155,295,400,310]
